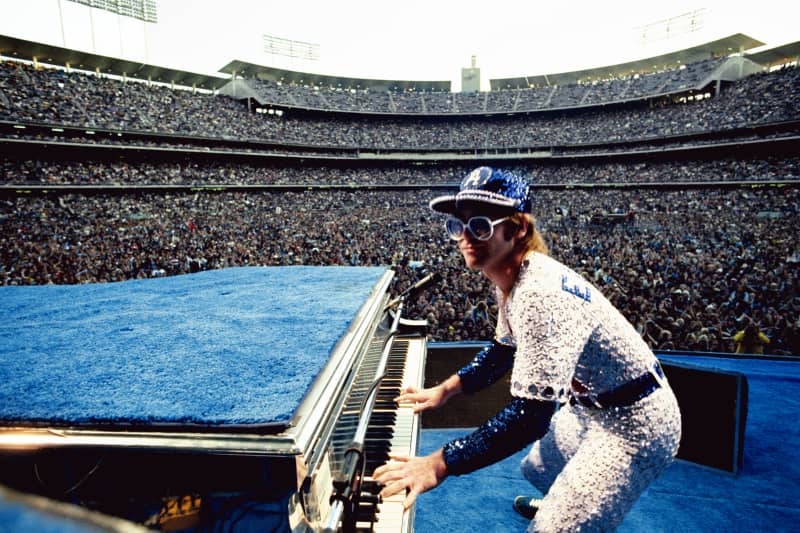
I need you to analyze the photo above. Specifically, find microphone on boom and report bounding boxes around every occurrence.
[384,272,441,310]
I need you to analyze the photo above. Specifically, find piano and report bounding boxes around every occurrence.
[0,266,428,532]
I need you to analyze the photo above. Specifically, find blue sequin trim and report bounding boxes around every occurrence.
[442,397,557,476]
[456,340,515,395]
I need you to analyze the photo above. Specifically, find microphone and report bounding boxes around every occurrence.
[384,272,441,310]
[406,272,441,295]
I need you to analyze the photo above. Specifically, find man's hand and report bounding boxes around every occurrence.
[372,450,448,509]
[396,374,462,414]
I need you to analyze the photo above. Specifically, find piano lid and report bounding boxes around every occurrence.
[0,266,394,456]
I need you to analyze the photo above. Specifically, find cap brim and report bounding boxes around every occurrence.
[429,190,520,215]
[454,190,521,209]
[429,195,457,215]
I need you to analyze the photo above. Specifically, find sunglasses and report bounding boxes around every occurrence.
[445,216,510,241]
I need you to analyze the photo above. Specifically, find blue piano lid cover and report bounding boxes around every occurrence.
[0,266,389,429]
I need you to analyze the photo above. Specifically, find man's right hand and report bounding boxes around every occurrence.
[396,374,462,413]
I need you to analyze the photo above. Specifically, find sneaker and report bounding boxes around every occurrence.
[513,495,540,520]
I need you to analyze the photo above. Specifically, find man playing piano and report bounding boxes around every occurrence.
[373,166,682,532]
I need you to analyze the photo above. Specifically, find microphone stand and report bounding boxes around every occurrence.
[324,303,404,533]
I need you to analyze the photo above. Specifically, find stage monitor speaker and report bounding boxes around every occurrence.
[658,357,747,474]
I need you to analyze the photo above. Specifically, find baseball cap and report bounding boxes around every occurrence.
[429,166,531,215]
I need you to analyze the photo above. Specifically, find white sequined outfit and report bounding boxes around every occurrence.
[498,252,681,533]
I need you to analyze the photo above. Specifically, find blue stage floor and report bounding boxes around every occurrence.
[415,356,800,532]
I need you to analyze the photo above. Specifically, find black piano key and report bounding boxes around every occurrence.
[330,338,417,480]
[361,480,382,493]
[356,504,378,522]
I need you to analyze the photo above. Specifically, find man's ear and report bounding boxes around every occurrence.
[503,217,528,241]
[516,217,530,240]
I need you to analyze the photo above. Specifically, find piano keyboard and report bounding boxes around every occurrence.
[329,335,426,533]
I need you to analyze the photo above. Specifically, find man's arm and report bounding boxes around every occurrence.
[442,396,558,475]
[373,397,558,508]
[396,373,463,413]
[396,340,515,413]
[457,340,516,394]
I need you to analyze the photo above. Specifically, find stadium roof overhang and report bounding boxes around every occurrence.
[490,33,768,90]
[745,40,800,67]
[0,34,230,90]
[3,32,793,94]
[218,60,452,93]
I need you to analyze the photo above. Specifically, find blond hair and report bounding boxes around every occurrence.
[510,212,548,256]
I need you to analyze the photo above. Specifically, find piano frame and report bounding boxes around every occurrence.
[0,271,393,458]
[0,269,426,532]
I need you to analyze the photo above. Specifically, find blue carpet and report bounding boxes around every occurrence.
[0,266,387,429]
[416,356,800,532]
[0,500,107,533]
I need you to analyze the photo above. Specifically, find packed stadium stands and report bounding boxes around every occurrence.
[2,59,799,149]
[1,51,798,356]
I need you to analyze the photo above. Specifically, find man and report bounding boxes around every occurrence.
[373,167,681,532]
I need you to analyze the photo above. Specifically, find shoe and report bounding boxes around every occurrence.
[513,495,540,520]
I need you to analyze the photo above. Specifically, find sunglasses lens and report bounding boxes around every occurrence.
[468,217,494,240]
[445,218,465,240]
[445,216,500,241]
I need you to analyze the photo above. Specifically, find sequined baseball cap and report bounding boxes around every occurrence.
[429,166,532,215]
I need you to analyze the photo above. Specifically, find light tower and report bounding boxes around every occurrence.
[461,55,480,92]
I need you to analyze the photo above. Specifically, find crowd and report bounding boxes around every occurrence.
[2,57,799,357]
[248,58,725,113]
[2,157,798,186]
[1,60,798,150]
[4,122,799,162]
[2,186,798,356]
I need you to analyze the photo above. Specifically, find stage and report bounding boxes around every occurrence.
[415,354,800,532]
[1,268,798,531]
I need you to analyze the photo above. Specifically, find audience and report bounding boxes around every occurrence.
[1,59,798,357]
[2,158,798,186]
[1,61,799,151]
[2,186,798,357]
[247,58,727,113]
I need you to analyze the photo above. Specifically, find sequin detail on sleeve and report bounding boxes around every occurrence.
[442,397,557,476]
[456,340,516,395]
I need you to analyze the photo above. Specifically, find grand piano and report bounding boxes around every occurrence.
[0,266,428,532]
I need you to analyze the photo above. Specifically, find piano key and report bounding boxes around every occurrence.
[328,335,425,532]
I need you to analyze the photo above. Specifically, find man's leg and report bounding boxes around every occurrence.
[516,404,584,520]
[520,403,584,493]
[528,390,681,532]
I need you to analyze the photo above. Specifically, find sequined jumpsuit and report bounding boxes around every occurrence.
[442,252,682,532]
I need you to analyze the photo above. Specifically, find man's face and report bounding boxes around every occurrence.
[451,207,516,272]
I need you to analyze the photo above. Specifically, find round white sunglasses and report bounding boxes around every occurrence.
[445,216,510,241]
